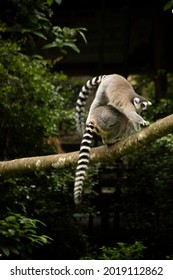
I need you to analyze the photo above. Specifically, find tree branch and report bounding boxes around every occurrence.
[0,114,173,179]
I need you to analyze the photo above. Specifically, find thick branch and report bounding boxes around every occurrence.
[0,114,173,179]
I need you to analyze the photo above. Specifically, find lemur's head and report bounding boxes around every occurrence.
[133,97,152,113]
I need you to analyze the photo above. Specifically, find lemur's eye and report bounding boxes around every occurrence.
[141,103,146,108]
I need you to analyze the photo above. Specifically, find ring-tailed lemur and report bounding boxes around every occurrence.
[74,104,135,204]
[76,74,152,135]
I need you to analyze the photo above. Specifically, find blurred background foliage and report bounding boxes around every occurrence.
[0,0,173,260]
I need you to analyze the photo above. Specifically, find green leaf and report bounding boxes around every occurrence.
[37,236,48,243]
[7,229,16,236]
[5,216,16,222]
[76,28,87,43]
[47,0,54,6]
[25,229,37,234]
[55,0,62,4]
[2,247,10,256]
[33,31,47,40]
[78,30,87,44]
[11,248,20,255]
[21,28,34,34]
[42,42,58,49]
[63,42,80,53]
[163,1,173,11]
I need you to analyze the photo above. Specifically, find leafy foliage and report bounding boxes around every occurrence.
[0,39,75,159]
[0,0,90,261]
[117,135,173,258]
[43,26,87,53]
[0,169,89,259]
[82,241,146,260]
[0,212,52,259]
[0,0,87,56]
[0,0,88,263]
[0,39,89,259]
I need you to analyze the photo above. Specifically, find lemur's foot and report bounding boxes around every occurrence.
[141,120,150,126]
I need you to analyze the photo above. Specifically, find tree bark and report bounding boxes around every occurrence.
[0,114,173,179]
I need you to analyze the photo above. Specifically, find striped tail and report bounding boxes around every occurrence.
[75,75,106,135]
[74,122,95,204]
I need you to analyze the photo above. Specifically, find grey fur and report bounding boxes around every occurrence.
[86,74,151,131]
[74,105,135,204]
[75,74,151,135]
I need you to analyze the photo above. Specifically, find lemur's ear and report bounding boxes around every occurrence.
[133,97,140,104]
